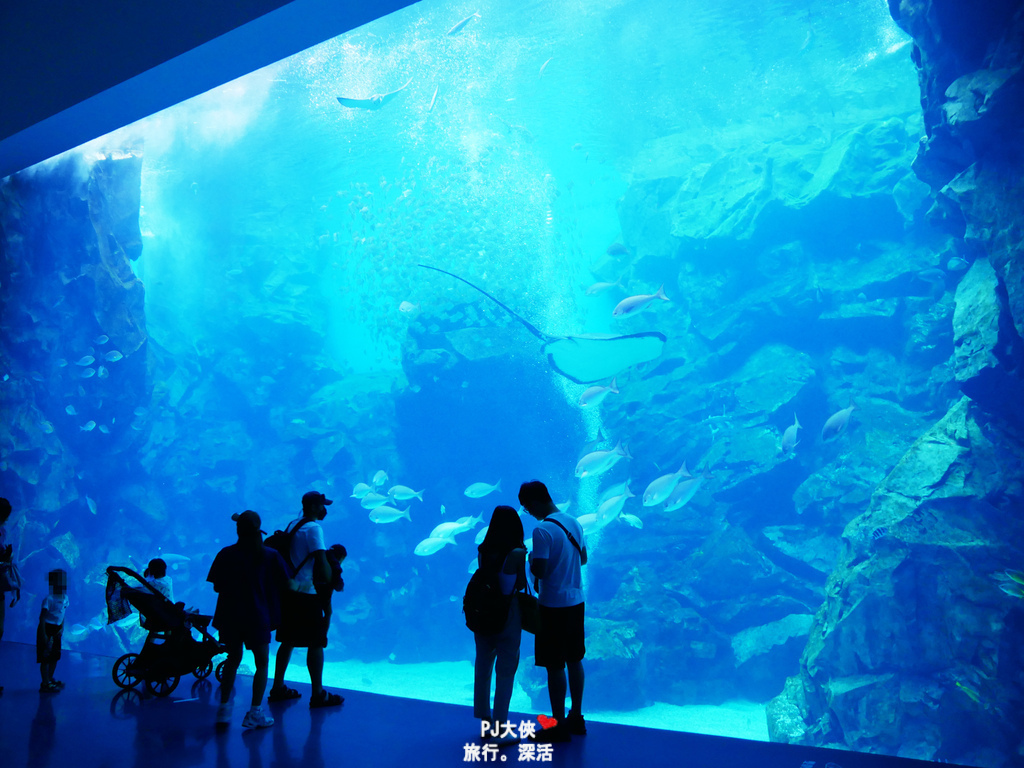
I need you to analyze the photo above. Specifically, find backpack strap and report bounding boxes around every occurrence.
[285,519,315,573]
[546,517,583,557]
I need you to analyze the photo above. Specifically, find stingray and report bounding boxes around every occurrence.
[419,265,668,384]
[337,78,412,111]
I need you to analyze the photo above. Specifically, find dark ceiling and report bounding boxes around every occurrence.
[0,0,419,178]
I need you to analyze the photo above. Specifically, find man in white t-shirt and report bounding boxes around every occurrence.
[520,480,588,743]
[268,491,344,708]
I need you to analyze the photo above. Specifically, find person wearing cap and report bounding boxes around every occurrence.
[207,510,289,729]
[269,491,344,708]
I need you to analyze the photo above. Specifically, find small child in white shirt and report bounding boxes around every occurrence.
[38,568,68,692]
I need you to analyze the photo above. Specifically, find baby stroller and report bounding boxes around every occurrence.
[106,566,226,696]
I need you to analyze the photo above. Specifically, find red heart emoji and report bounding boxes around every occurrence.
[537,715,558,729]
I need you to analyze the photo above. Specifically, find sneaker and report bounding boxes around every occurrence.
[530,723,571,743]
[242,707,274,729]
[39,681,60,693]
[52,680,66,690]
[216,701,233,725]
[565,714,587,735]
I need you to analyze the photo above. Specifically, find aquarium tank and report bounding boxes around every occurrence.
[2,0,1023,765]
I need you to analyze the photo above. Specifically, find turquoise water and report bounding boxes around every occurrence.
[2,0,940,758]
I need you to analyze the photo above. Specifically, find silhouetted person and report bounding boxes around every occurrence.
[473,505,528,745]
[270,491,343,708]
[37,568,68,692]
[144,558,173,601]
[1,497,22,696]
[208,510,288,728]
[519,480,588,743]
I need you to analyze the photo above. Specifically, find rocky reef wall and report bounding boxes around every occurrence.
[765,2,1024,766]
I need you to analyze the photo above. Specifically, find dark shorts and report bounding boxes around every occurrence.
[218,625,271,651]
[534,603,585,668]
[36,621,63,664]
[276,590,328,649]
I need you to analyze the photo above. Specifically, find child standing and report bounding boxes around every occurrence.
[38,568,68,692]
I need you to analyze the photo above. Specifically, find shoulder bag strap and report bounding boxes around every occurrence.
[547,518,583,557]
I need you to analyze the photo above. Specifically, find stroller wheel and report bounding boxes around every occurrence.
[145,674,180,697]
[215,660,227,683]
[194,660,213,680]
[112,653,141,689]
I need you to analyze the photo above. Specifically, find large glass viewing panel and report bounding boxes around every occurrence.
[6,0,1008,764]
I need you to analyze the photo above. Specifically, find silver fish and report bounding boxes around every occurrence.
[781,414,801,454]
[465,480,501,498]
[643,462,690,506]
[579,378,619,408]
[75,355,95,366]
[613,286,669,317]
[447,11,480,35]
[821,400,858,441]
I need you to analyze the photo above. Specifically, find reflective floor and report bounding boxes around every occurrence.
[0,642,957,768]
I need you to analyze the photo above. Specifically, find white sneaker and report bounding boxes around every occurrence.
[216,701,233,725]
[242,707,274,729]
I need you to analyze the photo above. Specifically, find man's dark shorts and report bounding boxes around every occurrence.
[276,590,328,648]
[534,603,585,668]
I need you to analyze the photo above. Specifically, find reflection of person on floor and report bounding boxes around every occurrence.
[37,568,68,693]
[473,505,527,744]
[28,691,56,766]
[208,510,289,729]
[1,497,23,696]
[270,491,344,709]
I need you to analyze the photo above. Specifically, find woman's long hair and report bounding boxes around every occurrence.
[478,505,525,573]
[236,510,265,560]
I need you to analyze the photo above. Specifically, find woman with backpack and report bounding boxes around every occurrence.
[472,505,528,745]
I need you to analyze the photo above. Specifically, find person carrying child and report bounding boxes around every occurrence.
[207,510,289,729]
[38,569,68,693]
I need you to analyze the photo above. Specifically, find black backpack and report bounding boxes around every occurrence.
[265,519,313,578]
[463,567,512,635]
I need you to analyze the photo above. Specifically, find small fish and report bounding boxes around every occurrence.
[369,506,411,524]
[475,526,489,545]
[821,399,858,441]
[157,553,191,567]
[428,85,439,112]
[372,470,389,487]
[664,468,712,512]
[620,513,644,529]
[539,57,553,76]
[388,485,424,502]
[1006,569,1024,586]
[597,484,634,522]
[97,366,109,379]
[30,372,44,382]
[80,421,97,432]
[411,536,452,557]
[75,355,95,366]
[453,513,483,533]
[606,243,631,256]
[430,522,465,539]
[572,143,583,151]
[999,582,1024,598]
[98,424,110,434]
[447,11,480,36]
[781,414,802,454]
[399,301,419,314]
[643,461,690,506]
[465,480,501,498]
[94,335,109,345]
[555,500,572,513]
[579,378,619,408]
[86,496,97,515]
[916,268,946,284]
[104,350,123,362]
[290,418,306,425]
[78,368,96,379]
[56,359,67,368]
[133,407,148,417]
[613,286,669,318]
[955,681,981,704]
[576,441,632,478]
[360,492,390,510]
[585,279,623,296]
[599,479,631,505]
[372,576,386,584]
[946,257,969,272]
[351,482,373,499]
[468,558,478,574]
[440,505,446,516]
[871,526,888,540]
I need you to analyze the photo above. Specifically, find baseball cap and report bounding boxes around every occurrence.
[302,491,334,508]
[231,509,266,534]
